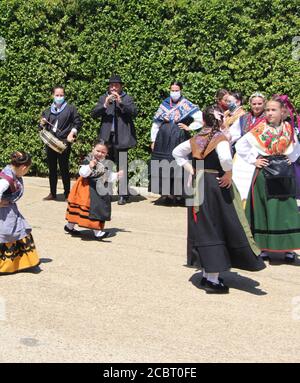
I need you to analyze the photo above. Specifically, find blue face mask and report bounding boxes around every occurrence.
[54,96,65,105]
[228,101,237,112]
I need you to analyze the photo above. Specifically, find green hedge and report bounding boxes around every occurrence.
[0,0,299,175]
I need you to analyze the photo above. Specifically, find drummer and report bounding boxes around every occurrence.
[39,85,83,200]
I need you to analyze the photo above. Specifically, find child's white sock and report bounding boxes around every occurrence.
[285,252,295,259]
[93,229,105,238]
[207,273,220,284]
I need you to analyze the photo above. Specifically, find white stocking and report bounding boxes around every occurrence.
[206,273,220,284]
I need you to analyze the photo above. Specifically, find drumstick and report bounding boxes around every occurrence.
[41,118,55,128]
[41,118,77,142]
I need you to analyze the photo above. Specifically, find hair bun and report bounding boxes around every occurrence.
[10,151,31,166]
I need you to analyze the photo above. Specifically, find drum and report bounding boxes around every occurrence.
[39,129,67,154]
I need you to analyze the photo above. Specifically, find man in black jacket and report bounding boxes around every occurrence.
[91,75,138,205]
[39,85,83,201]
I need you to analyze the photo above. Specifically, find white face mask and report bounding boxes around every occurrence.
[170,91,181,102]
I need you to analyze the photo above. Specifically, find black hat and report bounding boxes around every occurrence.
[109,74,123,84]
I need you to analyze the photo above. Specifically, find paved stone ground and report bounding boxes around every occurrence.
[1,176,300,362]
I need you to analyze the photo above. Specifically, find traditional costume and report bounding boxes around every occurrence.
[65,154,117,237]
[273,95,300,200]
[236,120,300,253]
[0,165,39,274]
[230,111,266,201]
[173,129,265,276]
[224,106,246,130]
[150,96,202,197]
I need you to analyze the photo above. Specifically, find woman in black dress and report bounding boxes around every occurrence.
[173,105,265,294]
[150,81,202,205]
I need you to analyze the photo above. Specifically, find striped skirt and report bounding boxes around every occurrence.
[66,177,107,230]
[246,168,300,251]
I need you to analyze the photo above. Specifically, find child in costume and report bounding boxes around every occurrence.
[65,141,123,240]
[0,151,40,274]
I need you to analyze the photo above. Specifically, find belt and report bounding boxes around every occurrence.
[195,169,220,174]
[203,169,219,174]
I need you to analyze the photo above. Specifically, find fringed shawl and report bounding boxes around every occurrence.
[190,128,228,159]
[248,121,294,155]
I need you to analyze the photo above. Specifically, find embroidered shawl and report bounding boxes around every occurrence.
[239,112,265,135]
[153,97,199,124]
[190,128,228,159]
[248,121,294,155]
[224,107,246,129]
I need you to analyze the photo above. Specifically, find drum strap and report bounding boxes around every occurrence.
[0,171,17,193]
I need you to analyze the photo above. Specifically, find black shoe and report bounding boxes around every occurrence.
[94,232,110,240]
[205,280,229,294]
[285,252,296,263]
[175,197,185,206]
[164,196,175,206]
[64,225,81,236]
[118,196,127,205]
[200,276,224,286]
[260,252,270,262]
[43,193,56,201]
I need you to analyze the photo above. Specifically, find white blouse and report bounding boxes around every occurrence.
[79,165,118,182]
[235,132,300,164]
[172,139,233,172]
[0,179,10,200]
[229,115,266,145]
[229,117,244,144]
[151,110,203,142]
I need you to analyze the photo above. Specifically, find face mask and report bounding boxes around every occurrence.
[54,96,65,105]
[228,101,237,112]
[170,91,181,102]
[220,100,228,111]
